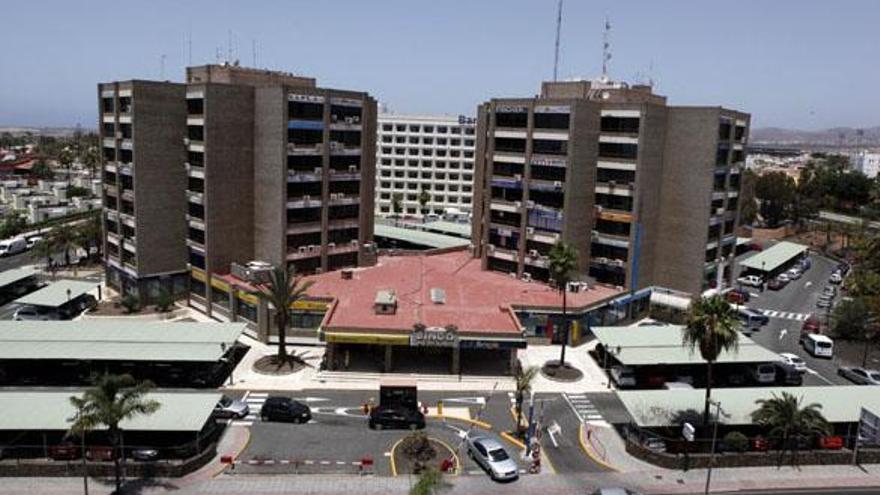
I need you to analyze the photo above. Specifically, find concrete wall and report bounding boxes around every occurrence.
[631,102,669,289]
[252,86,286,268]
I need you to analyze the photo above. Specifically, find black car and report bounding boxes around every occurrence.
[368,406,425,430]
[260,396,311,423]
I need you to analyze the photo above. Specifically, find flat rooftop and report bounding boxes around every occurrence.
[618,386,880,427]
[307,250,621,337]
[0,321,245,362]
[593,325,781,366]
[374,224,469,249]
[0,267,37,287]
[15,279,98,308]
[739,241,807,273]
[0,391,220,431]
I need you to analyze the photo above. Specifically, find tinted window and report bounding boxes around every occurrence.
[488,448,509,462]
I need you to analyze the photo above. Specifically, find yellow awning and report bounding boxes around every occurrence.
[324,332,410,346]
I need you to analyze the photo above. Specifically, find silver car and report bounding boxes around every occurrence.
[213,395,250,419]
[838,367,880,385]
[466,436,519,481]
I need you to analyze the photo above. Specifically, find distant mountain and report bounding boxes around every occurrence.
[751,126,880,147]
[0,126,94,137]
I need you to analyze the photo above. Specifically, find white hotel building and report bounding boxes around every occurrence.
[375,114,476,217]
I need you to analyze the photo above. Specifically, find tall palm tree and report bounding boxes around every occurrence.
[75,214,103,261]
[418,188,431,217]
[68,374,160,494]
[513,365,539,435]
[255,267,314,360]
[49,225,79,267]
[548,241,578,365]
[682,295,740,426]
[751,392,831,467]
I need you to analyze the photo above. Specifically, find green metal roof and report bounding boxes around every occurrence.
[0,321,245,362]
[14,279,99,307]
[421,220,472,238]
[0,267,38,288]
[618,386,880,427]
[375,224,470,249]
[592,325,781,366]
[0,391,221,431]
[739,241,807,272]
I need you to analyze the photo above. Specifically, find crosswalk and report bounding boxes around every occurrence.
[759,309,810,322]
[231,391,267,427]
[563,392,604,423]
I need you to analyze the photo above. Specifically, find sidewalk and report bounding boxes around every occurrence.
[519,340,615,394]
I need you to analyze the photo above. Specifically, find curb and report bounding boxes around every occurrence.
[389,435,460,477]
[579,423,620,473]
[388,437,404,477]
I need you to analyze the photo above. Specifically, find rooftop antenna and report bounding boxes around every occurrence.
[215,46,222,63]
[601,16,612,81]
[187,31,192,66]
[160,54,166,80]
[252,39,257,67]
[552,0,563,81]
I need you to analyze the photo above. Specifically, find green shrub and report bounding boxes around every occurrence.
[154,289,174,313]
[120,294,140,314]
[723,431,749,452]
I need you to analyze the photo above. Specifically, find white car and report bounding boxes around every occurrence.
[737,275,763,288]
[786,268,802,280]
[829,272,843,284]
[779,353,807,373]
[776,273,791,283]
[466,436,519,482]
[610,366,637,388]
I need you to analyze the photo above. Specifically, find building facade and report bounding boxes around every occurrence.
[99,65,377,316]
[471,78,749,295]
[99,81,189,300]
[375,114,476,217]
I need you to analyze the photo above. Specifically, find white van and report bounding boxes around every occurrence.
[804,334,834,358]
[0,237,27,256]
[749,363,777,384]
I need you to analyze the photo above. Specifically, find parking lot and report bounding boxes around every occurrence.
[739,252,871,386]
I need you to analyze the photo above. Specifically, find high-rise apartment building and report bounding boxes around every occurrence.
[99,81,189,298]
[471,78,749,295]
[375,114,476,217]
[99,65,376,315]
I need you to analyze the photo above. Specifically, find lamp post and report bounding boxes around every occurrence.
[704,400,723,495]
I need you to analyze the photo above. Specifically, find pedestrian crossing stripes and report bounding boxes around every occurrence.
[759,309,810,322]
[563,392,604,422]
[230,391,267,427]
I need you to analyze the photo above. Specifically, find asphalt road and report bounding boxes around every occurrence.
[741,252,855,386]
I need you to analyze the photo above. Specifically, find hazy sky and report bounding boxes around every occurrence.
[2,0,878,129]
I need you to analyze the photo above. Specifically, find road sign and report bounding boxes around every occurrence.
[682,422,696,442]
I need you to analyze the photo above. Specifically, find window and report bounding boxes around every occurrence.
[396,125,406,132]
[409,136,419,144]
[424,126,434,133]
[600,116,640,133]
[534,113,570,129]
[438,126,448,133]
[450,127,461,134]
[424,137,434,145]
[494,137,526,153]
[382,124,392,131]
[532,139,567,156]
[382,136,392,143]
[719,121,732,141]
[465,139,474,147]
[409,125,420,132]
[451,139,461,146]
[395,136,405,143]
[598,142,638,160]
[495,112,527,128]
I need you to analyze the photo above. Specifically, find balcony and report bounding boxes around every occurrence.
[104,184,118,197]
[105,209,119,221]
[102,137,116,148]
[487,245,518,262]
[118,164,132,176]
[489,199,522,213]
[592,231,630,249]
[104,163,117,174]
[106,232,121,245]
[328,141,361,156]
[526,208,563,233]
[122,237,137,253]
[288,169,323,183]
[287,221,323,235]
[329,218,359,230]
[121,189,135,202]
[186,237,205,250]
[186,164,204,179]
[287,196,322,209]
[529,178,565,193]
[187,215,205,230]
[328,169,361,181]
[328,193,359,206]
[527,229,558,244]
[288,142,323,156]
[594,181,634,197]
[523,252,549,268]
[287,245,322,261]
[328,241,359,255]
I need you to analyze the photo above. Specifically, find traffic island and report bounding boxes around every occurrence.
[390,432,459,476]
[252,353,310,375]
[540,360,583,382]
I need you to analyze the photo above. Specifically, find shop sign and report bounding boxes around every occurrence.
[458,115,476,125]
[325,332,409,345]
[291,300,329,311]
[460,339,527,350]
[411,325,459,347]
[534,105,570,114]
[496,105,527,113]
[289,93,324,103]
[531,156,566,167]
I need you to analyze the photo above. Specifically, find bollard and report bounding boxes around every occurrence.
[360,456,374,475]
[437,400,443,415]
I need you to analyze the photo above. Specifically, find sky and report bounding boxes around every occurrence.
[1,0,879,130]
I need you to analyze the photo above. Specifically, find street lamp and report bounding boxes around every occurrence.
[704,400,723,495]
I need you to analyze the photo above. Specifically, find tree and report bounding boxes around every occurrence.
[254,267,314,360]
[754,171,796,228]
[513,365,539,435]
[74,214,103,260]
[548,241,578,366]
[58,147,74,187]
[392,192,404,215]
[682,295,740,426]
[120,294,140,314]
[738,169,758,226]
[69,374,161,494]
[31,159,55,180]
[418,188,431,217]
[750,392,831,467]
[48,225,79,266]
[0,212,27,239]
[30,236,55,274]
[154,288,174,313]
[400,431,437,474]
[410,466,449,495]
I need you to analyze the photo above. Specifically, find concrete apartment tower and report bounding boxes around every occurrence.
[99,81,188,299]
[99,65,377,311]
[471,78,749,296]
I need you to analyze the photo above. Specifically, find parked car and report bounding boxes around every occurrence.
[802,315,821,333]
[787,268,802,280]
[829,272,843,284]
[214,394,250,419]
[642,436,667,453]
[131,448,159,461]
[737,307,769,327]
[802,334,834,358]
[737,275,763,288]
[259,396,311,423]
[767,278,787,291]
[725,288,751,304]
[822,285,837,297]
[610,366,637,388]
[838,367,880,385]
[816,297,833,309]
[776,273,791,284]
[25,236,43,249]
[466,435,519,482]
[775,363,803,386]
[13,305,61,321]
[0,237,27,257]
[749,363,777,384]
[368,406,425,430]
[779,353,807,373]
[48,442,79,461]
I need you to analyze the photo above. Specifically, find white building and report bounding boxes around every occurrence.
[851,150,880,179]
[376,114,476,217]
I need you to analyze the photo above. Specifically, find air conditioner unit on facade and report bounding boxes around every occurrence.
[350,239,359,246]
[591,230,600,238]
[526,227,535,234]
[487,245,495,253]
[522,273,533,282]
[612,259,625,267]
[308,245,317,252]
[183,137,190,145]
[298,246,307,253]
[314,167,323,174]
[115,132,123,139]
[553,181,563,188]
[514,201,522,208]
[597,257,609,264]
[528,249,538,258]
[716,208,725,215]
[526,200,535,208]
[514,174,522,180]
[303,195,311,201]
[328,242,336,248]
[349,165,358,172]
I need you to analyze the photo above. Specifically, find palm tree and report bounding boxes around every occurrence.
[255,267,314,361]
[392,192,404,216]
[49,225,79,267]
[548,241,578,366]
[682,295,740,426]
[418,188,431,217]
[513,365,539,435]
[68,374,161,494]
[751,392,831,467]
[30,237,57,278]
[75,214,103,261]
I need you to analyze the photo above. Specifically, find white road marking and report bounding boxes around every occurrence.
[806,368,835,385]
[778,329,788,340]
[444,397,487,406]
[805,281,813,288]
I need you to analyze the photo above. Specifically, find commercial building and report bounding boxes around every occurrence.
[376,114,476,217]
[99,64,377,310]
[471,78,749,295]
[851,150,880,178]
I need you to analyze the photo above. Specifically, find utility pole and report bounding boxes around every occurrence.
[552,0,563,81]
[705,400,722,495]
